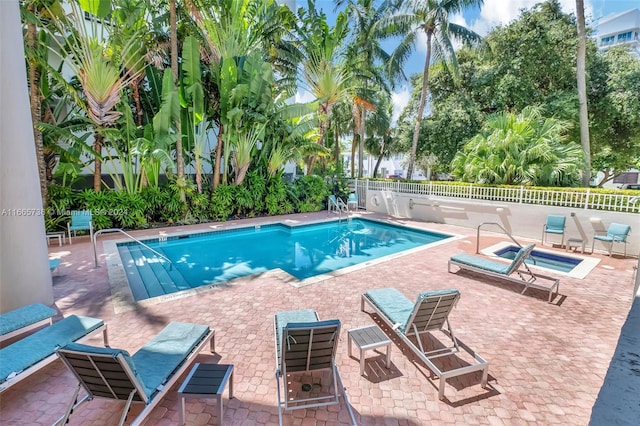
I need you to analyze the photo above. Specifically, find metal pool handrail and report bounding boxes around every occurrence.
[92,228,173,269]
[476,223,536,265]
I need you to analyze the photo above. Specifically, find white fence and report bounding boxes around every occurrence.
[354,180,640,214]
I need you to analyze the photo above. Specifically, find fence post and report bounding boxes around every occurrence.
[584,188,590,210]
[468,184,473,200]
[519,185,524,204]
[429,181,432,196]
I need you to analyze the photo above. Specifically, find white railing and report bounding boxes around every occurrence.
[353,180,640,214]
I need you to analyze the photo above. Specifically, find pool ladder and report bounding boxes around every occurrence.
[92,228,173,269]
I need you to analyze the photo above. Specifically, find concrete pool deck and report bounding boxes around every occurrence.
[1,211,637,425]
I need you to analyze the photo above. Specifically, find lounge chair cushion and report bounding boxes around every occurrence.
[417,288,460,300]
[131,322,210,399]
[275,309,319,349]
[450,253,511,274]
[505,244,534,275]
[0,303,56,337]
[49,259,61,271]
[0,315,104,382]
[595,223,631,242]
[364,288,414,332]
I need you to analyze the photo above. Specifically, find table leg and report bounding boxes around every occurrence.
[360,349,365,376]
[386,344,391,369]
[229,370,234,399]
[58,235,62,246]
[347,334,352,358]
[216,394,223,425]
[179,396,186,426]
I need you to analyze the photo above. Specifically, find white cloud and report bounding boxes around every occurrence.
[470,0,594,36]
[391,87,410,124]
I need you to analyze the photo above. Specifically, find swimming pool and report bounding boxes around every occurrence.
[117,219,452,301]
[481,242,600,279]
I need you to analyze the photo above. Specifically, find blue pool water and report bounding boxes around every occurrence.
[118,219,451,301]
[495,246,581,273]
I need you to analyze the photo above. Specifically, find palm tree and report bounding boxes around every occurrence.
[576,0,591,186]
[338,0,396,177]
[295,3,352,173]
[450,107,583,186]
[383,0,483,179]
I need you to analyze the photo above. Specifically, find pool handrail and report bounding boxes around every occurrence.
[92,228,173,269]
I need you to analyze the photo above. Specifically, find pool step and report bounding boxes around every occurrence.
[117,246,150,301]
[126,246,167,298]
[129,246,192,296]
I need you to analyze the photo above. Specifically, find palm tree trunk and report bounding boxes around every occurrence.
[93,133,103,191]
[358,108,365,178]
[27,9,46,206]
[407,31,433,180]
[213,123,223,189]
[333,125,340,172]
[170,0,186,202]
[373,139,385,178]
[132,80,143,126]
[576,0,591,186]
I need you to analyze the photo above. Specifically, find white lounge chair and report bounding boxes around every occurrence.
[274,309,356,425]
[0,314,107,392]
[55,322,214,426]
[0,303,56,344]
[361,288,489,400]
[448,244,560,302]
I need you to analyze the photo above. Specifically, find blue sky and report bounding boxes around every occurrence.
[292,0,639,119]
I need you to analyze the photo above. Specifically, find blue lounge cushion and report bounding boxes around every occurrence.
[544,215,566,233]
[595,223,631,242]
[49,259,61,271]
[505,245,534,275]
[131,322,210,400]
[417,288,460,301]
[275,309,319,349]
[0,303,56,337]
[365,288,414,332]
[68,211,92,231]
[450,253,511,274]
[0,315,104,382]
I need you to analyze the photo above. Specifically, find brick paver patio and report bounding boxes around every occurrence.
[0,212,636,425]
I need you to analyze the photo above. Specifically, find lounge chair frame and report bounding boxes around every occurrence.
[274,311,356,425]
[361,290,488,400]
[448,247,560,303]
[55,327,214,426]
[0,319,108,393]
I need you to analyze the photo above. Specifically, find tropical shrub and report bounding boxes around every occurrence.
[291,175,330,212]
[210,184,235,221]
[265,177,293,215]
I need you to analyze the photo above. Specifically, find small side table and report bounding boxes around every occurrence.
[46,232,65,247]
[178,363,234,425]
[566,237,585,253]
[348,325,392,376]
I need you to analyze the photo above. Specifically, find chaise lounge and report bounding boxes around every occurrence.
[448,244,560,302]
[0,314,107,392]
[361,288,489,400]
[0,303,56,344]
[274,309,356,425]
[55,321,214,426]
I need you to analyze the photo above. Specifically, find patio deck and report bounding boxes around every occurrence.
[1,212,636,425]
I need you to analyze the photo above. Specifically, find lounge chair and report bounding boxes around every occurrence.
[274,309,356,426]
[67,210,93,244]
[591,222,631,257]
[361,288,489,400]
[448,244,560,302]
[0,314,107,392]
[542,215,566,247]
[55,322,214,426]
[0,303,56,344]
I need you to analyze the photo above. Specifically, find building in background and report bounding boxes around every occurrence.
[594,8,640,57]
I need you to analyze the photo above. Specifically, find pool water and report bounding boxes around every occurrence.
[495,246,581,273]
[118,219,451,301]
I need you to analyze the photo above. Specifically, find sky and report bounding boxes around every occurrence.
[292,0,640,122]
